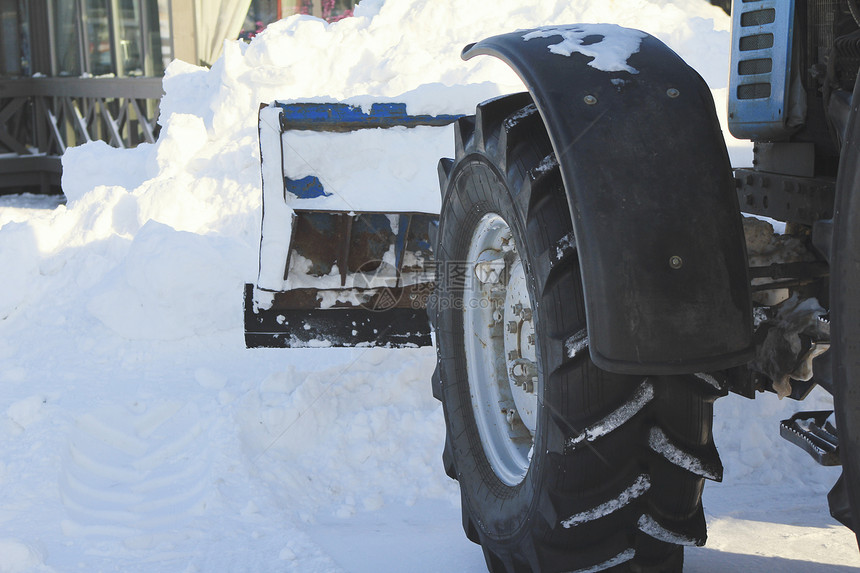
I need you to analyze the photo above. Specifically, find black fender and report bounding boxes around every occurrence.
[464,27,753,375]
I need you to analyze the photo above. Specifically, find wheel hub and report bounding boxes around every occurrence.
[463,213,538,486]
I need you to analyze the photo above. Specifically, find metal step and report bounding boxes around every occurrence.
[779,410,840,466]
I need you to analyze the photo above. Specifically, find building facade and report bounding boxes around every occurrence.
[1,0,357,80]
[0,0,257,194]
[0,0,349,195]
[1,0,172,78]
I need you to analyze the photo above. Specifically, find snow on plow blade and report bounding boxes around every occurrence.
[244,210,437,348]
[245,101,461,348]
[244,283,434,348]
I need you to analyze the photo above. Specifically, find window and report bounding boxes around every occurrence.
[54,0,83,75]
[0,0,24,76]
[5,0,170,78]
[83,0,112,76]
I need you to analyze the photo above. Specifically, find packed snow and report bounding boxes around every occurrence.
[560,474,651,529]
[568,379,655,449]
[648,427,722,481]
[521,25,647,73]
[279,125,452,213]
[0,0,858,571]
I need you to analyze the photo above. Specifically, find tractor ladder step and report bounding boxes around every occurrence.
[779,410,840,466]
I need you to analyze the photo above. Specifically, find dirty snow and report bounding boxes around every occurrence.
[560,474,651,528]
[567,379,655,449]
[638,513,703,546]
[0,0,857,571]
[648,426,722,481]
[578,549,636,573]
[564,328,589,360]
[694,371,723,390]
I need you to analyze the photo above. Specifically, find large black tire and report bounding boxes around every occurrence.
[831,91,860,541]
[432,93,724,572]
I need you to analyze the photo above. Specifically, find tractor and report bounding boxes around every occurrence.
[245,0,860,570]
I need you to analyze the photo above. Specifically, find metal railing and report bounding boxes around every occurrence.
[0,76,163,194]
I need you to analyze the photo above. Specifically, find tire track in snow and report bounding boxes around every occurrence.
[59,400,212,548]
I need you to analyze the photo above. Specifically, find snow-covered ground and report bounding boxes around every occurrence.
[0,0,858,570]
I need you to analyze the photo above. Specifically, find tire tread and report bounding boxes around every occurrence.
[434,93,719,573]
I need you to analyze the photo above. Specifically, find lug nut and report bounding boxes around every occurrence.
[507,321,519,333]
[509,358,538,392]
[669,255,683,270]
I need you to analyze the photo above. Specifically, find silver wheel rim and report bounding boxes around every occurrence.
[463,213,539,486]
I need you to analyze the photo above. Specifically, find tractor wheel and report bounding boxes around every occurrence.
[831,108,860,542]
[432,93,724,572]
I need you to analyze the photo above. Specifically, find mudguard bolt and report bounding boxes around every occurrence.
[667,88,680,98]
[584,95,598,105]
[669,255,684,269]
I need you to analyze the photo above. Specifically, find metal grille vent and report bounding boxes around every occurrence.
[739,33,775,51]
[738,58,773,75]
[741,9,776,26]
[737,83,772,99]
[728,0,796,139]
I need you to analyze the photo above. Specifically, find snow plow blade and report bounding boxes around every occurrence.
[244,283,433,348]
[245,101,460,348]
[244,209,438,348]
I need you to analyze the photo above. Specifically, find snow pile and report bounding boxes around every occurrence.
[0,0,849,571]
[236,348,451,518]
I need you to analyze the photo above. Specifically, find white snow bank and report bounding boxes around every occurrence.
[0,539,49,573]
[86,220,247,340]
[237,348,454,518]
